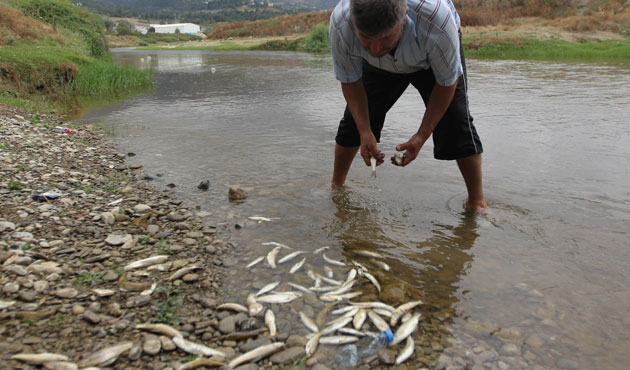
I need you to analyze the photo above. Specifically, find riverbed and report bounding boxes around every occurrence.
[80,50,630,369]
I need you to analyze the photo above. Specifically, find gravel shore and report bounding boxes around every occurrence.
[0,104,241,369]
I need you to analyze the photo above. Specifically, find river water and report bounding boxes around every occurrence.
[81,50,630,369]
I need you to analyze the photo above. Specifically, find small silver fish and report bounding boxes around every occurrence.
[338,327,367,337]
[266,246,281,268]
[262,242,291,249]
[353,308,367,330]
[355,250,383,258]
[319,335,359,345]
[136,323,183,339]
[300,311,319,333]
[217,303,248,313]
[322,253,345,266]
[305,332,323,357]
[256,293,300,304]
[370,156,377,172]
[321,316,353,335]
[395,335,414,365]
[313,246,330,254]
[278,251,305,264]
[172,337,226,358]
[324,266,334,278]
[372,307,392,317]
[124,255,169,271]
[287,282,311,293]
[246,294,264,317]
[367,310,391,332]
[373,260,391,271]
[349,301,395,312]
[320,291,362,302]
[390,300,423,326]
[362,272,381,292]
[351,260,368,272]
[345,269,357,285]
[331,305,355,315]
[228,342,285,368]
[265,309,277,337]
[245,256,264,269]
[77,342,134,367]
[289,257,306,273]
[248,216,278,223]
[390,313,421,346]
[256,281,281,296]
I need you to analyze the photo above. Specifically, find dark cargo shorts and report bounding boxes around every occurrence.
[335,34,483,161]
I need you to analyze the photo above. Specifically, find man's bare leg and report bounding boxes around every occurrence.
[332,144,359,189]
[456,153,488,213]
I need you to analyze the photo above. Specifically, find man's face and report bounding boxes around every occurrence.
[356,11,407,57]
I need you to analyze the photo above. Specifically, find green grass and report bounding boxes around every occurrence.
[151,284,181,325]
[464,38,630,65]
[76,271,105,287]
[74,60,153,95]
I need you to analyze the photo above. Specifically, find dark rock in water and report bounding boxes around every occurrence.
[127,152,136,157]
[166,183,176,188]
[238,318,262,331]
[228,185,248,201]
[198,180,210,191]
[143,176,154,181]
[156,173,163,177]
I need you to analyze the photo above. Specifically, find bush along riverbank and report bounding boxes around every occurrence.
[0,0,153,114]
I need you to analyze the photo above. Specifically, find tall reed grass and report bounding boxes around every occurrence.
[74,61,153,96]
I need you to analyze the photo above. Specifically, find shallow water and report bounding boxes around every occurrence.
[81,50,630,369]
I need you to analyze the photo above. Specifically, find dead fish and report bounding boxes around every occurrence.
[323,266,334,278]
[355,250,383,258]
[136,323,183,339]
[400,312,413,323]
[248,216,279,223]
[300,311,319,333]
[78,341,134,367]
[338,327,367,337]
[118,273,152,292]
[353,308,367,330]
[266,246,281,268]
[42,361,78,370]
[319,335,359,345]
[322,253,345,266]
[222,328,269,341]
[313,246,330,254]
[349,301,395,312]
[11,353,70,364]
[307,269,318,281]
[287,282,311,293]
[390,313,421,346]
[278,251,305,264]
[331,307,359,321]
[390,300,424,326]
[362,272,381,292]
[0,300,16,309]
[289,257,306,273]
[168,264,202,281]
[345,269,357,285]
[256,281,281,297]
[172,336,226,357]
[245,256,264,269]
[351,260,368,272]
[316,302,337,328]
[395,335,414,365]
[326,281,355,296]
[367,310,391,332]
[246,293,264,317]
[305,332,323,357]
[321,316,353,335]
[317,274,343,286]
[256,293,300,304]
[331,305,356,315]
[140,283,157,296]
[370,156,377,172]
[265,309,277,337]
[217,303,248,313]
[228,342,285,369]
[178,357,225,369]
[320,291,362,302]
[372,307,392,317]
[147,261,173,272]
[93,289,115,297]
[124,255,168,271]
[261,242,291,249]
[373,260,391,271]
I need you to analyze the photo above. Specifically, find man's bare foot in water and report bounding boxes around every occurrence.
[466,200,488,215]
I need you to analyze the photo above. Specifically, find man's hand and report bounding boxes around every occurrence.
[391,135,426,167]
[360,132,385,167]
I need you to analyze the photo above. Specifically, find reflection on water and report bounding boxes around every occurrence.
[81,50,630,369]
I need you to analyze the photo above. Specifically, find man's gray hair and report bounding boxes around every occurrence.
[350,0,407,36]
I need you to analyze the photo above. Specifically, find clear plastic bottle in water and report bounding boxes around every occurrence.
[357,330,394,358]
[335,344,359,368]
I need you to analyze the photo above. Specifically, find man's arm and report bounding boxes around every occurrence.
[341,79,385,166]
[393,79,458,166]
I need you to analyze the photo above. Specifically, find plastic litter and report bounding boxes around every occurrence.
[54,126,76,134]
[335,344,358,368]
[32,191,66,201]
[357,330,393,358]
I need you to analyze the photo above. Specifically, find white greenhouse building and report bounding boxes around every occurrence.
[149,23,201,35]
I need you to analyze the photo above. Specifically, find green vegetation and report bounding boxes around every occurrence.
[300,23,329,53]
[464,38,630,65]
[0,0,152,113]
[157,238,172,255]
[151,284,181,325]
[8,181,23,190]
[76,271,106,287]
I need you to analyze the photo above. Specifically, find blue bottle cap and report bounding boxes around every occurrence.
[383,329,394,343]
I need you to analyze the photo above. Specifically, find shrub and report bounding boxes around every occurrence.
[300,23,330,53]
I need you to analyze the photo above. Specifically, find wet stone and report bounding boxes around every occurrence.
[240,337,271,352]
[3,282,20,293]
[557,358,579,369]
[270,346,305,364]
[18,290,37,302]
[55,287,78,299]
[82,309,101,324]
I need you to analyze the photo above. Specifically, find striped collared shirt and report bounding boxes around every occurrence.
[329,0,462,86]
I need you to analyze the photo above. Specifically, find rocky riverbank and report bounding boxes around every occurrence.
[0,104,248,369]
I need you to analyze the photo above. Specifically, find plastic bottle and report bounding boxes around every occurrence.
[54,126,75,134]
[335,344,358,368]
[357,330,394,358]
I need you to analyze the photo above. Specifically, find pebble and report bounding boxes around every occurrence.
[269,347,305,364]
[55,287,78,299]
[82,309,101,324]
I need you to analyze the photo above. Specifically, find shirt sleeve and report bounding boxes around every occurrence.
[426,23,463,86]
[330,23,363,83]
